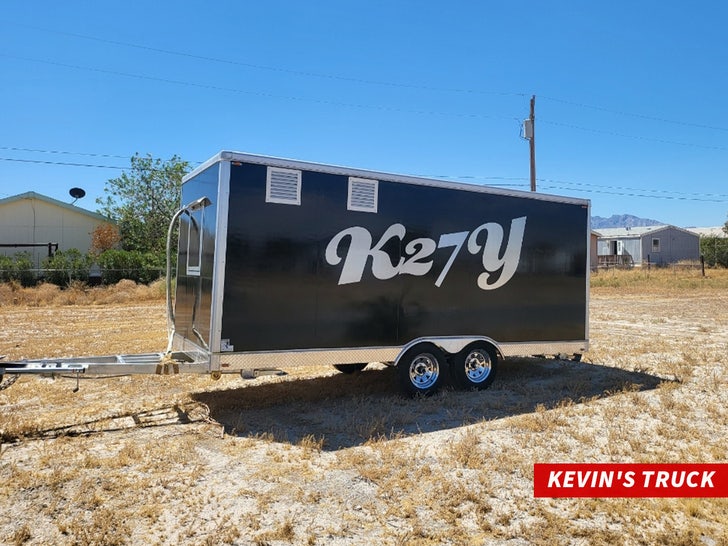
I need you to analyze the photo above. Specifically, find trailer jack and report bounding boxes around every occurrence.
[72,369,82,393]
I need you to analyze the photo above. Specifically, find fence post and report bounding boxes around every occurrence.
[701,255,705,277]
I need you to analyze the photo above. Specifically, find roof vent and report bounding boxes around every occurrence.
[266,167,301,205]
[348,177,378,213]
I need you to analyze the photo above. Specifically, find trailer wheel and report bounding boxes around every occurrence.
[397,343,446,397]
[451,342,498,390]
[333,363,368,374]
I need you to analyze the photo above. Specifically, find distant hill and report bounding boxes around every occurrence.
[591,214,663,229]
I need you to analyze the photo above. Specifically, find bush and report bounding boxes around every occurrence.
[42,249,93,286]
[1,248,166,288]
[0,255,13,282]
[96,249,165,284]
[0,252,36,287]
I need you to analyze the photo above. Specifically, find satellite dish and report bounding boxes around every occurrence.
[69,187,86,199]
[69,187,86,204]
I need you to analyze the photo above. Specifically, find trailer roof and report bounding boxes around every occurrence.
[185,151,590,207]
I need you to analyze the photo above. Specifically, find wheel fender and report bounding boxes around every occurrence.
[394,337,503,367]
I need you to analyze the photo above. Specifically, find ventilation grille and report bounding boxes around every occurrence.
[348,177,378,213]
[266,167,301,205]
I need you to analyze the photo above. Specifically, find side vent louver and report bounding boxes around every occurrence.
[266,167,301,205]
[348,177,378,213]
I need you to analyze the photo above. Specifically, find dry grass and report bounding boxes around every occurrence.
[0,278,166,307]
[591,264,728,293]
[1,271,727,544]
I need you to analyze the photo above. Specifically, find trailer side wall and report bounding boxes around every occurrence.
[217,162,588,353]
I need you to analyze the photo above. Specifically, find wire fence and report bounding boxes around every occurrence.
[592,258,707,276]
[0,267,169,286]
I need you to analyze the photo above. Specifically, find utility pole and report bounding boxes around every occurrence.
[527,95,536,192]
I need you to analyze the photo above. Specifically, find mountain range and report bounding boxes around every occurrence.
[591,214,663,229]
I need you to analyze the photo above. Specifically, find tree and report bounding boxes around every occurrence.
[90,222,121,254]
[700,235,728,268]
[97,153,190,255]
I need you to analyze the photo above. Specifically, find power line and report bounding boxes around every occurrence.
[381,172,728,202]
[3,138,726,201]
[0,146,206,165]
[439,177,728,202]
[3,153,726,203]
[0,53,517,123]
[536,184,728,203]
[6,144,722,201]
[536,177,728,199]
[425,174,728,199]
[4,50,725,153]
[0,157,126,169]
[6,20,727,133]
[5,52,725,154]
[2,20,528,99]
[539,119,728,152]
[540,95,728,133]
[0,146,131,160]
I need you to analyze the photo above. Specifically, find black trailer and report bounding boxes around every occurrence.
[171,151,589,394]
[2,151,589,396]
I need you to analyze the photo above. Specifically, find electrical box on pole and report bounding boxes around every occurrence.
[523,119,534,140]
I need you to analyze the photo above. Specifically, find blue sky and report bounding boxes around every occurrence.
[2,1,727,228]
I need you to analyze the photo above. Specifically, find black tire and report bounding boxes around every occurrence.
[397,343,447,397]
[333,363,368,374]
[450,342,498,390]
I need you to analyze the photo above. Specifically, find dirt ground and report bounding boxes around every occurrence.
[1,282,727,545]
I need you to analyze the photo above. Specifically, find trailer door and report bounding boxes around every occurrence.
[176,163,219,350]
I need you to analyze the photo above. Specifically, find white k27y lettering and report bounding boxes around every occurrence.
[325,217,527,290]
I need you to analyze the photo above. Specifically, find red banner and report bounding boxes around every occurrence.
[534,463,728,498]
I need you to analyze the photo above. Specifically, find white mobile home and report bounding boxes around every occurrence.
[596,225,700,266]
[0,192,113,267]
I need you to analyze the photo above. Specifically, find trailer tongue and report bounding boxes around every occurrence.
[0,352,287,392]
[1,352,195,378]
[0,151,590,396]
[0,352,198,390]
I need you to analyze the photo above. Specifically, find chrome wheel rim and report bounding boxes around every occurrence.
[464,349,492,384]
[408,353,439,389]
